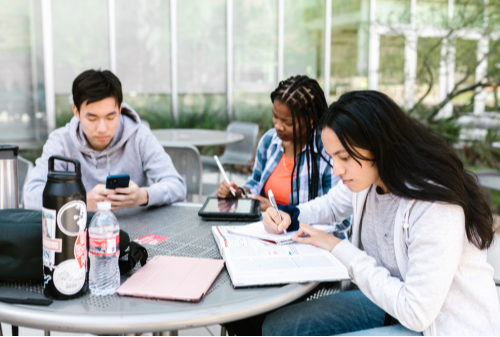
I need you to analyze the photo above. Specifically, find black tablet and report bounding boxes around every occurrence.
[198,197,260,221]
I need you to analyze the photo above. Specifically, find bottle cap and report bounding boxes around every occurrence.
[97,201,111,211]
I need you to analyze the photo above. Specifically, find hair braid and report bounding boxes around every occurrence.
[290,104,298,205]
[270,75,331,204]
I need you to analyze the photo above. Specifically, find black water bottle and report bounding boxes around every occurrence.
[42,155,88,300]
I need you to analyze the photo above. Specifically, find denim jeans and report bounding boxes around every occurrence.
[262,290,422,336]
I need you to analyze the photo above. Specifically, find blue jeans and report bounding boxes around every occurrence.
[262,290,422,336]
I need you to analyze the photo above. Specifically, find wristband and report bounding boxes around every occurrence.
[238,186,248,198]
[277,205,301,231]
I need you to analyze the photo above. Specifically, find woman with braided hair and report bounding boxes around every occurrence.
[220,75,351,336]
[218,75,349,236]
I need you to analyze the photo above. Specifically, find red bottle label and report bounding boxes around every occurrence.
[89,235,120,256]
[74,230,87,268]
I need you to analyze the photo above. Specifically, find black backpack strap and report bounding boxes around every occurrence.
[119,241,148,275]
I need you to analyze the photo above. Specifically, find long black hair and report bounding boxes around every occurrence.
[271,75,331,204]
[321,90,494,249]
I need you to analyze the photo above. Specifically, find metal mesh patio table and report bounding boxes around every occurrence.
[0,203,317,335]
[151,129,244,147]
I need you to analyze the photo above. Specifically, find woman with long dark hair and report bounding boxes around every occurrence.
[261,90,500,335]
[218,75,348,236]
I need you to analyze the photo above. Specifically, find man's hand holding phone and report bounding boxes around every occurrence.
[87,184,108,212]
[105,180,149,210]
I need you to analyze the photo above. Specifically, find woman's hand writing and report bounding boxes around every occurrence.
[262,207,291,234]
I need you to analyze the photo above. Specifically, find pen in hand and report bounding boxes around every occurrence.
[214,155,236,197]
[268,189,287,234]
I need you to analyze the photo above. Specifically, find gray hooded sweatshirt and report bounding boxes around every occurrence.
[24,103,187,210]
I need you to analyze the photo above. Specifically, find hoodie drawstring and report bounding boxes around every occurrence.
[107,155,110,177]
[90,152,97,168]
[88,152,111,177]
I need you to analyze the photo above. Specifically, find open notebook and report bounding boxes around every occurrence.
[212,225,350,287]
[227,221,337,245]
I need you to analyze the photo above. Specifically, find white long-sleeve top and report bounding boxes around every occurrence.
[297,181,500,335]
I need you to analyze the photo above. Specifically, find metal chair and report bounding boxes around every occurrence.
[201,121,259,181]
[140,119,151,129]
[163,144,203,201]
[17,155,34,209]
[475,170,500,207]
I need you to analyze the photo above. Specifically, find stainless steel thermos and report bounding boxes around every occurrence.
[0,145,19,209]
[42,155,88,300]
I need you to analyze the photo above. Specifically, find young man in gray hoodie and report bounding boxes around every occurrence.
[24,69,187,212]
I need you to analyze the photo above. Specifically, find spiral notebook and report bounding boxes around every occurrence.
[227,221,337,245]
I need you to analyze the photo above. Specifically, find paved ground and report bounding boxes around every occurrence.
[3,171,500,336]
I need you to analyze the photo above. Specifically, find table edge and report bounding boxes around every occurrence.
[0,282,318,334]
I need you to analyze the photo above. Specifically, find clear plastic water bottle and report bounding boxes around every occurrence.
[89,202,120,296]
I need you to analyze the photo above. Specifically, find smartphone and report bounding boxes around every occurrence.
[106,174,130,190]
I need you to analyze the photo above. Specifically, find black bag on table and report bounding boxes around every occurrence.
[0,209,148,282]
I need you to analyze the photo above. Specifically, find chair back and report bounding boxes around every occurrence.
[221,122,259,165]
[17,155,34,208]
[163,144,203,200]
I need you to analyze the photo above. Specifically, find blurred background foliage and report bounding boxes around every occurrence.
[7,0,499,212]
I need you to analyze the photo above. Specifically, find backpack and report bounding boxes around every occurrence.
[0,209,147,282]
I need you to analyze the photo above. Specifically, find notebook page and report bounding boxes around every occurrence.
[227,221,336,244]
[212,226,350,287]
[226,242,349,287]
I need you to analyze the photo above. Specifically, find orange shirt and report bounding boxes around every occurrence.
[263,154,295,205]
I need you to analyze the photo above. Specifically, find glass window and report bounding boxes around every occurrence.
[52,0,109,126]
[114,0,172,128]
[378,35,405,105]
[32,0,46,138]
[416,0,448,27]
[233,0,278,93]
[284,0,325,83]
[115,0,171,94]
[233,92,273,133]
[376,0,411,25]
[178,93,227,129]
[455,39,477,87]
[177,0,226,94]
[52,0,109,94]
[329,0,368,101]
[454,0,485,30]
[489,0,500,31]
[452,38,478,107]
[415,37,442,106]
[177,0,226,126]
[0,0,44,143]
[486,39,500,110]
[124,93,172,129]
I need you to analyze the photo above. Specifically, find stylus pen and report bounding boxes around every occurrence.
[268,189,286,234]
[214,155,236,197]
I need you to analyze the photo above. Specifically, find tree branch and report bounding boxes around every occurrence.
[425,81,492,120]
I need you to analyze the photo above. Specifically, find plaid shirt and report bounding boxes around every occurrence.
[244,128,350,237]
[244,128,339,203]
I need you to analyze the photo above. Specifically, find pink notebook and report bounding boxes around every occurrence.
[117,256,225,303]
